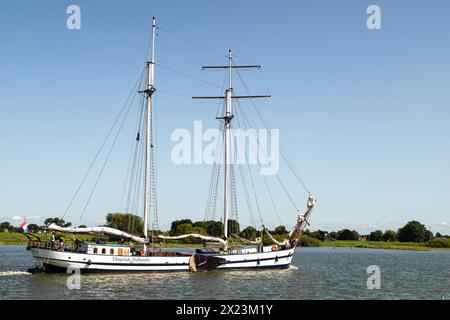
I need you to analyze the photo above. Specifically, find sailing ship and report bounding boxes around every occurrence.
[27,17,316,273]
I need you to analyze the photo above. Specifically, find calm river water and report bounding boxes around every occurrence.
[0,245,449,299]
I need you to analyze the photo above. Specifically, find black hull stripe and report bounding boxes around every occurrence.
[220,253,293,265]
[34,253,293,268]
[43,263,291,273]
[43,264,186,273]
[35,256,188,267]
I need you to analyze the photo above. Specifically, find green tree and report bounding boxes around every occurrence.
[105,213,144,235]
[227,219,240,235]
[426,238,450,248]
[435,232,442,238]
[397,220,426,242]
[382,230,397,242]
[78,225,87,228]
[170,219,193,235]
[175,223,193,235]
[193,221,207,229]
[337,229,360,241]
[424,230,434,242]
[206,221,223,237]
[44,217,71,227]
[368,230,384,241]
[273,225,288,235]
[0,221,12,232]
[192,226,207,235]
[298,234,321,247]
[329,231,338,240]
[310,229,328,241]
[302,229,311,236]
[240,226,257,240]
[27,224,40,233]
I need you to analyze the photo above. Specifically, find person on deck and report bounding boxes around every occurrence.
[50,232,56,249]
[58,234,64,251]
[73,238,80,252]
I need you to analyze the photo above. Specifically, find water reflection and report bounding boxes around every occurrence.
[1,245,449,299]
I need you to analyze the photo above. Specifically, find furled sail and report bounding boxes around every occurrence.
[45,223,147,243]
[263,228,290,246]
[231,233,262,245]
[262,196,316,247]
[158,234,227,245]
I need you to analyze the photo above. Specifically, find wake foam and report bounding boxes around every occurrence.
[0,271,31,277]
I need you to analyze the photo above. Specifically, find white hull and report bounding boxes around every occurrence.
[30,247,295,273]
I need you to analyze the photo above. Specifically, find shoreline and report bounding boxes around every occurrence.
[320,240,449,251]
[1,233,449,251]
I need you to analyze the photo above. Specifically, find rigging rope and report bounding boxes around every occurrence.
[157,24,262,71]
[126,95,146,233]
[62,67,146,220]
[128,113,146,233]
[120,94,145,213]
[125,95,145,214]
[79,72,144,220]
[229,67,283,226]
[236,154,257,228]
[156,25,225,57]
[232,114,257,228]
[204,72,228,222]
[204,122,224,221]
[79,96,137,220]
[235,99,301,213]
[150,92,159,232]
[233,105,264,226]
[235,69,312,196]
[155,63,223,90]
[262,176,283,226]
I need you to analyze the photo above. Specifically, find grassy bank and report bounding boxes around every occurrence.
[1,232,449,251]
[321,240,442,251]
[0,232,98,245]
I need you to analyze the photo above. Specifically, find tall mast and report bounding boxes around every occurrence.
[143,16,156,251]
[223,49,233,245]
[192,52,270,250]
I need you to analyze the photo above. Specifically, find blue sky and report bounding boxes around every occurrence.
[0,0,449,234]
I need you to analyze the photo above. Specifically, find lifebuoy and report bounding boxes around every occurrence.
[271,245,278,251]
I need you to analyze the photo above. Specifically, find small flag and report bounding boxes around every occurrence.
[20,218,28,233]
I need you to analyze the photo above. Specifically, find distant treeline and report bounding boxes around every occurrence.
[1,215,449,248]
[302,220,449,244]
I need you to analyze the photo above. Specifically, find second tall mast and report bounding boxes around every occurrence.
[193,50,270,249]
[143,16,156,250]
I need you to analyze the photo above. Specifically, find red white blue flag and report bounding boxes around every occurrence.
[20,218,28,233]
